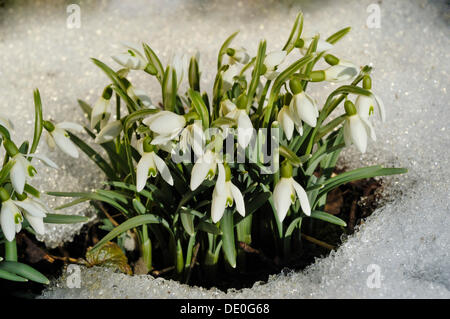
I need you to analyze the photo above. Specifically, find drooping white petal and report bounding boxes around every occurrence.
[230,183,245,217]
[14,199,46,218]
[216,163,226,193]
[211,187,227,223]
[343,119,352,146]
[324,61,359,82]
[222,64,240,89]
[1,201,20,241]
[273,178,294,222]
[134,89,154,108]
[291,92,318,128]
[24,213,45,235]
[46,132,56,149]
[361,117,376,142]
[150,128,182,145]
[0,116,14,130]
[91,97,111,129]
[265,51,287,70]
[236,111,253,148]
[190,150,215,190]
[112,53,146,70]
[302,38,334,53]
[56,122,84,132]
[292,179,311,216]
[372,93,386,122]
[136,153,155,192]
[278,106,295,140]
[152,152,174,186]
[10,155,27,195]
[52,128,79,158]
[219,99,237,117]
[27,154,59,169]
[144,111,186,136]
[348,115,368,153]
[94,120,122,144]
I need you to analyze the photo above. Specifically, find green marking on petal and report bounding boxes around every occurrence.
[14,213,23,225]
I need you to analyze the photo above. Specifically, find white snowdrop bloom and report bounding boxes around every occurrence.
[133,89,154,108]
[179,121,205,157]
[0,198,23,242]
[343,100,376,154]
[211,163,245,223]
[263,50,287,80]
[112,44,147,70]
[45,121,83,158]
[289,91,319,128]
[227,47,250,64]
[9,153,34,195]
[300,37,334,54]
[219,99,237,117]
[323,60,359,82]
[136,149,173,192]
[14,196,49,236]
[355,94,386,123]
[222,64,240,90]
[223,100,253,148]
[273,163,311,223]
[143,111,186,137]
[190,149,220,191]
[91,96,111,129]
[94,120,123,144]
[277,105,295,140]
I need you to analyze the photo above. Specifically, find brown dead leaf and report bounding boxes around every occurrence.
[86,242,132,275]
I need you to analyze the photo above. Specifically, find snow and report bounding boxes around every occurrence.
[0,0,448,298]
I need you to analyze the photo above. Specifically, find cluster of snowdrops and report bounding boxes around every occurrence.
[0,13,405,284]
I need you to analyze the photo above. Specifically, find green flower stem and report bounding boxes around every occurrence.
[5,239,18,262]
[141,225,152,271]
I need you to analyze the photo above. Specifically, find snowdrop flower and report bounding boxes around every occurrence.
[44,121,83,158]
[14,195,50,236]
[179,120,205,157]
[299,37,334,54]
[136,138,173,192]
[211,163,245,223]
[323,60,359,82]
[288,79,319,128]
[273,162,311,222]
[91,86,113,129]
[133,89,154,108]
[227,47,250,64]
[277,105,295,140]
[112,43,147,70]
[3,140,57,195]
[355,77,386,123]
[224,98,254,148]
[0,192,23,242]
[95,120,123,144]
[190,149,220,191]
[343,100,376,154]
[143,111,186,145]
[262,51,287,80]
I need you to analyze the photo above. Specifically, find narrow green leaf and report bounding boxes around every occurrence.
[142,43,164,82]
[0,269,28,282]
[326,26,351,44]
[30,89,43,154]
[217,31,239,69]
[188,89,210,130]
[44,213,89,224]
[309,210,347,227]
[283,12,304,53]
[0,261,49,284]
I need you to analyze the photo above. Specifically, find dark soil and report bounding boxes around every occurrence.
[0,174,383,297]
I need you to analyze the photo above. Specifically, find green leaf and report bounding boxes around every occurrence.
[197,220,222,235]
[0,261,49,284]
[220,209,236,268]
[0,160,15,184]
[55,198,90,210]
[30,89,43,154]
[217,31,239,69]
[316,166,407,202]
[0,269,28,282]
[180,208,196,237]
[283,12,304,53]
[142,43,164,82]
[246,40,266,111]
[90,214,171,254]
[78,99,92,119]
[309,210,347,227]
[326,26,351,44]
[44,214,89,224]
[188,89,210,130]
[123,108,159,131]
[132,198,146,214]
[211,117,236,127]
[279,145,309,166]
